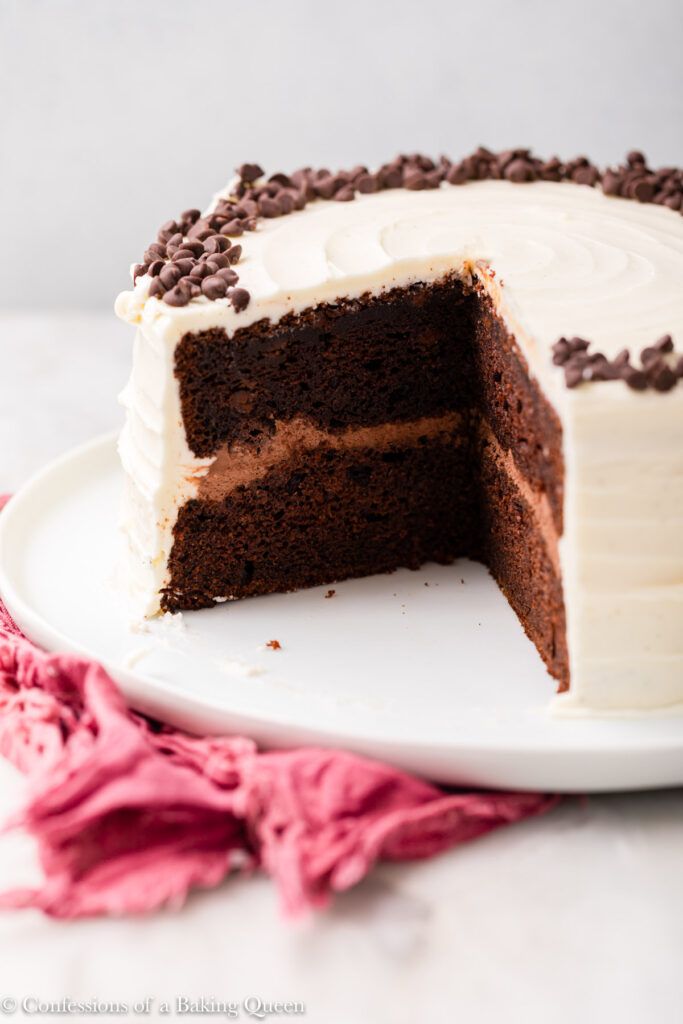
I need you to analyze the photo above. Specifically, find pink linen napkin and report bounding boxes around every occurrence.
[0,493,558,919]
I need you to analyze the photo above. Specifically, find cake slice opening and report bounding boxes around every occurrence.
[164,275,567,689]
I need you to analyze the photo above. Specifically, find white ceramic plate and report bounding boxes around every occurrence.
[0,433,681,792]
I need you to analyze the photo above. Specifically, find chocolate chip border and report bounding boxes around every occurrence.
[552,334,682,392]
[130,148,683,389]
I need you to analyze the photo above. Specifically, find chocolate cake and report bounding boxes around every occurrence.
[116,149,683,712]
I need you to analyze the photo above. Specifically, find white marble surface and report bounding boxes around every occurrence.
[0,313,682,1023]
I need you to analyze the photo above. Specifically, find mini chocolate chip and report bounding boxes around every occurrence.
[213,199,233,216]
[226,245,242,264]
[220,219,245,236]
[188,262,210,280]
[203,235,231,255]
[380,166,403,188]
[235,199,259,219]
[228,287,250,312]
[446,163,468,185]
[403,170,426,190]
[623,366,648,390]
[589,359,620,381]
[551,339,571,365]
[216,267,239,285]
[238,163,264,182]
[415,154,436,171]
[357,173,379,193]
[630,179,656,202]
[133,263,148,283]
[258,196,282,217]
[181,240,205,257]
[290,168,312,189]
[201,275,228,299]
[601,170,622,196]
[172,248,197,262]
[278,191,296,213]
[605,361,623,379]
[564,364,584,388]
[292,188,307,210]
[568,337,590,352]
[572,165,599,186]
[259,180,281,198]
[187,221,216,241]
[159,264,182,289]
[148,278,165,298]
[504,158,534,183]
[314,176,337,200]
[163,283,191,307]
[158,219,178,237]
[147,260,164,277]
[613,348,630,367]
[424,169,444,188]
[655,334,674,353]
[165,233,184,253]
[540,158,563,182]
[144,245,165,263]
[205,252,230,271]
[496,150,517,171]
[650,362,677,392]
[334,185,355,201]
[269,172,292,188]
[172,258,195,277]
[640,346,660,366]
[180,208,201,224]
[675,355,683,378]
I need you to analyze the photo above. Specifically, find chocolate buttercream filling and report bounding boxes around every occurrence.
[197,413,466,499]
[196,413,559,572]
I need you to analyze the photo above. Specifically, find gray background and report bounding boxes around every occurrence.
[2,0,682,309]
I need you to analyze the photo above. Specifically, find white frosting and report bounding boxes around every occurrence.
[116,179,683,711]
[118,325,212,616]
[557,386,683,712]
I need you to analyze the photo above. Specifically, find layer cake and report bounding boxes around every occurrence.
[115,150,683,713]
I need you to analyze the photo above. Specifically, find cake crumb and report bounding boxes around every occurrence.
[216,657,265,678]
[266,639,282,650]
[324,589,336,599]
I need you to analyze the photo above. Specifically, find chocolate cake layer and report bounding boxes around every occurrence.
[163,425,479,611]
[477,427,568,686]
[166,277,568,687]
[174,277,475,456]
[471,287,564,531]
